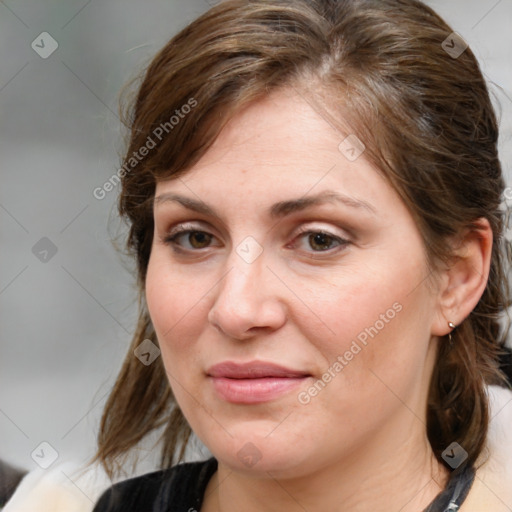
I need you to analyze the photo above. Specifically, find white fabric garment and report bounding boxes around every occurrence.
[2,461,111,512]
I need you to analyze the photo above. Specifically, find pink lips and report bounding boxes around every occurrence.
[207,361,311,404]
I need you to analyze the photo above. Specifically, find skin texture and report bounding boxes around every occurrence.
[145,89,492,512]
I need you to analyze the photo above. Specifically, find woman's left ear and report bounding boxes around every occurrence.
[431,217,493,337]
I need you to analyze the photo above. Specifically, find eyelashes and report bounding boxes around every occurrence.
[161,223,350,256]
[292,230,349,252]
[164,229,217,250]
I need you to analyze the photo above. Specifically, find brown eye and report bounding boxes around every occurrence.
[164,229,216,250]
[187,231,212,249]
[308,232,337,251]
[294,231,348,252]
[288,229,350,257]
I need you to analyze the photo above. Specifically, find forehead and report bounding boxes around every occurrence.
[155,89,394,216]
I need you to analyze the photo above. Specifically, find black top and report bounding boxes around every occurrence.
[93,458,218,512]
[92,458,474,512]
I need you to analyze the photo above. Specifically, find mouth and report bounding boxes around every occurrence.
[206,361,312,404]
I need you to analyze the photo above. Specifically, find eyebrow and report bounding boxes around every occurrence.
[154,190,377,218]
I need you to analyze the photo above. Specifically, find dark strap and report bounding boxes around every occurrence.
[422,463,475,512]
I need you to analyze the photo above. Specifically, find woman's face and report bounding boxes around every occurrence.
[146,89,443,477]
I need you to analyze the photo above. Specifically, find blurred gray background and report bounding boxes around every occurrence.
[1,0,511,475]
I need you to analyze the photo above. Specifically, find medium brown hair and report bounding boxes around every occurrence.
[91,0,511,479]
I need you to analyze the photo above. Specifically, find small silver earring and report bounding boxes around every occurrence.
[448,321,456,345]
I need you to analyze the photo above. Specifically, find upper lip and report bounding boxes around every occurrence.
[207,361,310,379]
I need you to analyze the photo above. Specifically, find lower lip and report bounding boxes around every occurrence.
[210,376,309,404]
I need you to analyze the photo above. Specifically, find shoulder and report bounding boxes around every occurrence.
[460,385,512,511]
[4,460,111,512]
[92,458,217,512]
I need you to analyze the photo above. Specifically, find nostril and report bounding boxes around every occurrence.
[211,322,222,333]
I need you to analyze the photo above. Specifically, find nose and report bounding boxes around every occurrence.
[208,255,287,340]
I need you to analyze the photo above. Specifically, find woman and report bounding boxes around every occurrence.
[91,0,512,510]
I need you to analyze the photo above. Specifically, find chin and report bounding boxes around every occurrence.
[205,432,316,477]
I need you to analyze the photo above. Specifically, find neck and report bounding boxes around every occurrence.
[202,418,449,512]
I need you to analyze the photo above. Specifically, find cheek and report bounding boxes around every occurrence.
[293,259,407,359]
[306,259,434,422]
[302,237,428,350]
[145,258,215,423]
[145,255,210,362]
